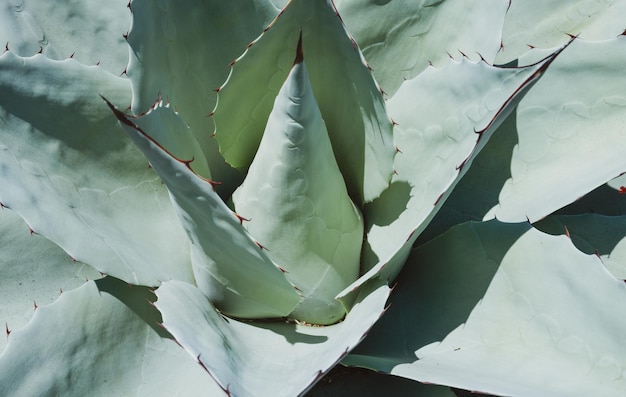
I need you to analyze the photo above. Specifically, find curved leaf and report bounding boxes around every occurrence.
[0,280,223,396]
[0,53,193,286]
[348,220,626,396]
[0,208,100,353]
[339,48,562,299]
[232,53,363,325]
[213,0,395,203]
[487,37,626,222]
[496,0,626,64]
[334,0,508,95]
[0,0,129,74]
[155,279,390,397]
[107,101,301,319]
[126,0,279,191]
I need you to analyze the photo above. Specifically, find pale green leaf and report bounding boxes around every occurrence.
[0,0,130,74]
[126,0,279,192]
[334,0,509,95]
[340,49,561,299]
[0,208,100,354]
[496,0,626,64]
[0,280,223,396]
[350,221,626,396]
[213,0,395,203]
[0,53,193,286]
[487,37,626,222]
[155,279,390,397]
[108,101,301,319]
[232,54,364,325]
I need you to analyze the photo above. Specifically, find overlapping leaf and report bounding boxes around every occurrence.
[0,53,193,286]
[487,37,626,222]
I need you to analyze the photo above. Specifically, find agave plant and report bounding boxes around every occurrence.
[2,0,626,395]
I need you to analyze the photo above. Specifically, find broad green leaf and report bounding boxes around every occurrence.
[487,37,626,222]
[155,279,390,397]
[496,0,626,64]
[107,101,301,319]
[334,0,508,95]
[339,49,561,299]
[213,0,395,203]
[0,53,193,286]
[350,221,626,396]
[0,280,223,396]
[232,52,364,325]
[0,208,100,354]
[126,0,279,192]
[0,0,129,74]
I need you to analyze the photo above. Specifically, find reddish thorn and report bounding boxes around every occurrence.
[127,0,131,9]
[294,285,303,293]
[207,111,215,117]
[477,52,487,62]
[69,255,76,263]
[395,146,402,154]
[246,41,255,49]
[33,301,38,310]
[255,241,269,251]
[99,272,105,277]
[564,225,571,239]
[228,59,236,67]
[214,87,221,93]
[28,227,35,236]
[123,32,129,40]
[96,61,101,66]
[379,87,386,96]
[4,42,9,53]
[37,46,43,54]
[527,44,536,49]
[234,213,250,225]
[69,51,75,59]
[456,157,469,171]
[0,202,5,208]
[5,323,10,337]
[428,60,433,66]
[59,288,63,294]
[595,249,601,258]
[125,103,132,111]
[120,67,128,76]
[197,354,210,372]
[277,266,288,273]
[618,186,626,194]
[405,229,416,243]
[446,51,453,59]
[349,36,358,49]
[499,41,505,51]
[392,169,399,176]
[458,49,468,58]
[293,30,304,65]
[433,192,445,206]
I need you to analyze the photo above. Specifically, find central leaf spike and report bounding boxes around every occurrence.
[232,34,364,325]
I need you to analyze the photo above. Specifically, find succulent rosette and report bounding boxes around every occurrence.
[2,0,626,396]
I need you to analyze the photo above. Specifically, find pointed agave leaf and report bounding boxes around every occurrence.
[496,0,626,64]
[107,101,301,319]
[126,0,279,190]
[155,279,390,397]
[213,0,395,203]
[346,221,626,396]
[487,37,626,223]
[0,208,100,353]
[0,53,194,286]
[334,0,508,95]
[232,46,364,325]
[339,47,563,299]
[0,281,223,396]
[0,0,129,73]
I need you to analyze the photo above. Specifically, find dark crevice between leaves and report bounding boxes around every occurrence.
[95,276,173,339]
